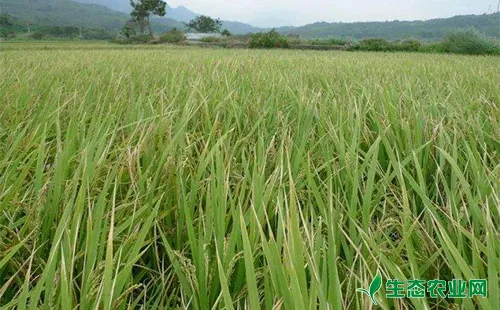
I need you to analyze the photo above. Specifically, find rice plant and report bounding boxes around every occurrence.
[0,43,498,309]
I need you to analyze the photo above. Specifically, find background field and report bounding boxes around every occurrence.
[0,43,499,309]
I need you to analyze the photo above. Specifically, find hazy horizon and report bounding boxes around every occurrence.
[167,0,499,27]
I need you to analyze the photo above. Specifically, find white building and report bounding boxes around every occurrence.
[185,33,223,40]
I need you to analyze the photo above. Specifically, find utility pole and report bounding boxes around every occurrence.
[27,23,31,35]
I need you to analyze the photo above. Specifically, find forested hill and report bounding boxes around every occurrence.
[0,0,128,30]
[1,0,498,40]
[279,13,500,40]
[0,0,259,35]
[71,0,261,33]
[0,0,183,31]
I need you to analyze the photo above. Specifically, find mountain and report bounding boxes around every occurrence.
[165,5,197,22]
[0,0,127,30]
[1,0,498,40]
[221,21,261,34]
[72,0,197,22]
[70,0,261,34]
[72,0,130,13]
[279,13,500,40]
[68,0,499,39]
[0,0,183,31]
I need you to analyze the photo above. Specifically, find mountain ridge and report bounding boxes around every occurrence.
[70,0,260,33]
[1,0,498,39]
[279,13,500,40]
[72,0,197,21]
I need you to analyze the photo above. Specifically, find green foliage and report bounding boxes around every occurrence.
[133,34,152,43]
[42,26,80,37]
[0,15,16,38]
[349,38,428,53]
[249,29,290,48]
[281,13,500,40]
[113,34,152,44]
[0,13,28,39]
[419,42,447,53]
[0,0,179,38]
[0,13,116,41]
[354,38,393,51]
[221,29,231,37]
[158,29,186,43]
[441,28,500,55]
[350,38,422,52]
[130,0,167,36]
[282,35,305,45]
[1,0,128,30]
[310,38,348,46]
[2,0,500,42]
[397,39,422,51]
[0,43,498,309]
[121,19,137,38]
[29,32,46,40]
[82,27,115,40]
[0,13,14,27]
[185,15,223,33]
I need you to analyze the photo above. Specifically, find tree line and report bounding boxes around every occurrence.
[0,13,115,40]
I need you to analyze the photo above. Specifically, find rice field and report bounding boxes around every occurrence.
[0,42,498,309]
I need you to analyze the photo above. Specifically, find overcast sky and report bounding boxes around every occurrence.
[168,0,498,27]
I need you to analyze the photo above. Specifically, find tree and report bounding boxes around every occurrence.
[221,29,231,37]
[122,19,138,38]
[249,29,290,49]
[0,14,15,39]
[129,0,166,37]
[185,15,223,33]
[0,13,14,27]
